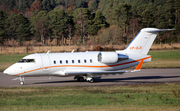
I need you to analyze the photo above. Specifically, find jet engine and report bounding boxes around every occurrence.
[97,52,129,64]
[97,52,118,64]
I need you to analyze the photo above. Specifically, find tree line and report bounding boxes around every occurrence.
[0,0,180,46]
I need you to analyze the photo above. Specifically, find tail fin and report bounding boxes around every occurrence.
[125,28,174,55]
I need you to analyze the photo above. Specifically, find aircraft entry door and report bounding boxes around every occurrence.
[40,54,50,72]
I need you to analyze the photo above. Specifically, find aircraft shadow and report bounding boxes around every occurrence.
[33,76,180,85]
[98,76,180,82]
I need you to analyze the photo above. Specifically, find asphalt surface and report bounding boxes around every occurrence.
[0,69,180,87]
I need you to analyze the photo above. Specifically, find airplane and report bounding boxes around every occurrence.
[3,28,174,85]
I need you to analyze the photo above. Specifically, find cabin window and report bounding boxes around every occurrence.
[60,60,62,64]
[78,60,80,63]
[84,59,86,63]
[90,59,92,63]
[18,59,35,63]
[72,60,74,63]
[54,60,56,64]
[66,60,68,64]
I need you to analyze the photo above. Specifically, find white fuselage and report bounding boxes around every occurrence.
[3,51,151,77]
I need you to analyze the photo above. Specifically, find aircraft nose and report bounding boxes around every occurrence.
[3,68,9,74]
[3,68,13,75]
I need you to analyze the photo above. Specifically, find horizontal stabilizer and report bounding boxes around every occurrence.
[125,28,175,55]
[144,29,175,32]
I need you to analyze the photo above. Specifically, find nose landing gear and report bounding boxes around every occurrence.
[19,77,24,85]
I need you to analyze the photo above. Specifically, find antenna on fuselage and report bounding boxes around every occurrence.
[47,50,50,54]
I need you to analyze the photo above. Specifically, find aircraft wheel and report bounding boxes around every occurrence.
[77,77,84,82]
[89,78,95,83]
[20,81,24,85]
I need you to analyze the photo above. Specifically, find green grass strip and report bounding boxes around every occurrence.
[0,83,180,111]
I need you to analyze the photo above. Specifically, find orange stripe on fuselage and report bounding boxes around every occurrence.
[14,56,151,76]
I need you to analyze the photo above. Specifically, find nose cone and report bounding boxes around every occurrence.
[3,68,10,75]
[3,66,15,75]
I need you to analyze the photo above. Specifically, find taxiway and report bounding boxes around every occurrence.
[0,69,180,87]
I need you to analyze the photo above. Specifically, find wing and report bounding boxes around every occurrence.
[65,60,144,75]
[65,70,128,75]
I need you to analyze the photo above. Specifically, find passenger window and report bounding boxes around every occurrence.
[90,59,92,63]
[84,59,86,63]
[66,60,68,64]
[78,60,80,63]
[54,61,56,64]
[60,60,62,64]
[72,60,74,63]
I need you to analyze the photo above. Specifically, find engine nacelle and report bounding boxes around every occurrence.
[97,52,118,64]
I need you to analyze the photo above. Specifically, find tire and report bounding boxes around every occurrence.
[20,81,24,85]
[77,77,84,82]
[89,78,94,83]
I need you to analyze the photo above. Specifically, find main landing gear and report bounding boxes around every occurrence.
[74,76,85,82]
[19,77,24,85]
[74,76,95,83]
[86,77,95,83]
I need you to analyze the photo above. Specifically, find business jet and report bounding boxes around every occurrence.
[3,28,174,85]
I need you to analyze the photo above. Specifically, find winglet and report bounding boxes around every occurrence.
[131,60,144,72]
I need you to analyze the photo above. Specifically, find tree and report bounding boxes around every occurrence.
[5,0,16,11]
[164,0,175,28]
[174,0,180,25]
[141,3,156,27]
[66,9,75,46]
[15,14,30,45]
[98,25,123,47]
[74,0,88,10]
[113,3,132,43]
[174,0,180,43]
[89,0,98,12]
[42,0,55,12]
[73,8,101,44]
[48,9,69,45]
[6,12,17,45]
[30,0,43,13]
[0,10,7,45]
[36,11,48,45]
[86,10,109,36]
[73,8,90,44]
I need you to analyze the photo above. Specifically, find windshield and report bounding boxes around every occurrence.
[18,59,35,63]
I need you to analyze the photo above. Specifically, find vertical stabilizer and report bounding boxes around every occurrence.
[125,28,174,55]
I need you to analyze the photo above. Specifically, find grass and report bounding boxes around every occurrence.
[0,50,180,71]
[148,50,180,60]
[0,54,27,71]
[142,50,180,68]
[0,83,180,111]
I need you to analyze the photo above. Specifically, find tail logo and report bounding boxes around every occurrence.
[130,46,142,50]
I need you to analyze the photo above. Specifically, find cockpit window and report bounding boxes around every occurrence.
[18,59,35,63]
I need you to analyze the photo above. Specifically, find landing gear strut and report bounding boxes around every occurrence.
[19,77,24,85]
